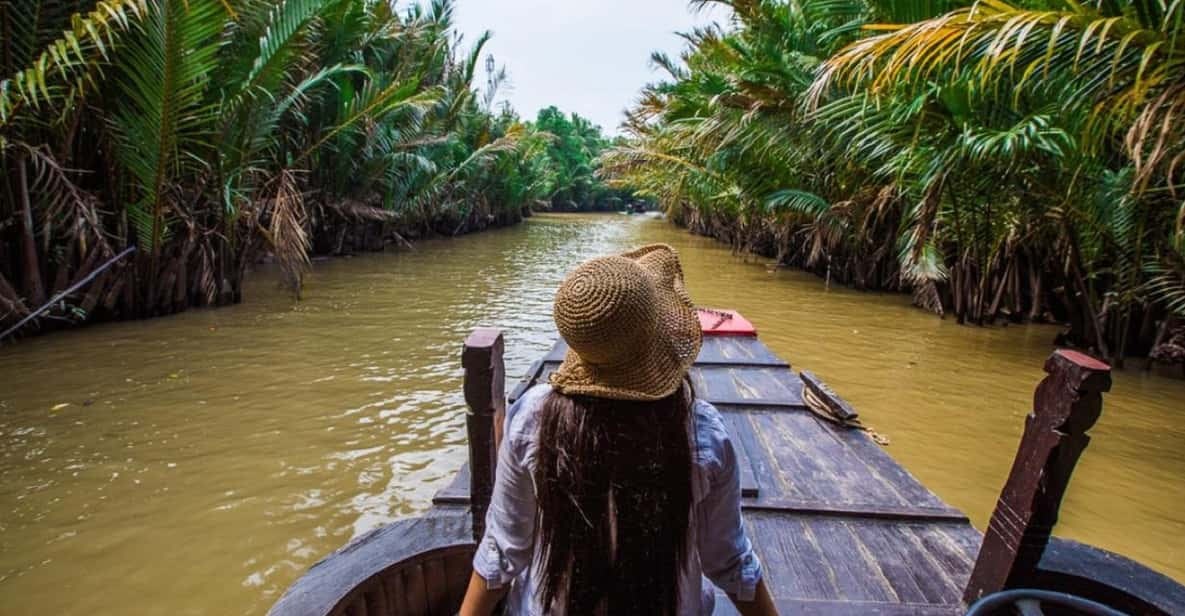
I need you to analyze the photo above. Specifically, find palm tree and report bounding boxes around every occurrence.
[0,0,558,335]
[604,0,1184,364]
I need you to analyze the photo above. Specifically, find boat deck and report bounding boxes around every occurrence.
[431,335,982,615]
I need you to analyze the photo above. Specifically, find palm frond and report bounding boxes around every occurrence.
[0,0,148,127]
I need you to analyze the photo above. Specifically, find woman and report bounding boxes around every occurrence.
[460,245,778,616]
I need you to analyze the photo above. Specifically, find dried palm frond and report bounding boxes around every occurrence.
[263,169,311,299]
[19,143,111,257]
[1127,80,1185,195]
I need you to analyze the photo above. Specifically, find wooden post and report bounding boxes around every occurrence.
[462,328,506,542]
[964,349,1112,604]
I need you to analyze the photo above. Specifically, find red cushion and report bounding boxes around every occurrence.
[697,309,757,337]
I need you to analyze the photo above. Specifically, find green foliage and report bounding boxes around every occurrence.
[0,0,573,329]
[606,0,1185,362]
[531,107,633,211]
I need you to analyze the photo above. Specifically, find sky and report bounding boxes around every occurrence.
[452,1,730,135]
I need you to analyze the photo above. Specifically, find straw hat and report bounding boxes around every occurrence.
[550,244,702,401]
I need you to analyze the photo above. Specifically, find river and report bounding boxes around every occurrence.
[1,213,1182,615]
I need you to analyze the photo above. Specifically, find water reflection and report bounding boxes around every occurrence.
[0,213,1181,616]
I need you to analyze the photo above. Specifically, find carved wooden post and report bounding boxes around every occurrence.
[463,328,506,542]
[964,349,1112,603]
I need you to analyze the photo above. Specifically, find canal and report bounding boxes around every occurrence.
[1,213,1182,615]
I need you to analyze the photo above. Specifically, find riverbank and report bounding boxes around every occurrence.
[1,213,1181,616]
[674,210,1185,378]
[0,207,528,344]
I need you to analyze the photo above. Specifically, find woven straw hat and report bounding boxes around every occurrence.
[550,244,702,401]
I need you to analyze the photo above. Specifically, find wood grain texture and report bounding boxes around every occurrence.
[1032,537,1185,615]
[964,349,1112,603]
[268,512,472,616]
[543,337,790,367]
[800,370,859,422]
[462,329,505,542]
[273,335,1184,616]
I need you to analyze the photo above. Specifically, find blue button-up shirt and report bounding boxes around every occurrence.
[473,384,762,615]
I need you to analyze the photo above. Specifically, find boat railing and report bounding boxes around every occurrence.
[461,327,505,543]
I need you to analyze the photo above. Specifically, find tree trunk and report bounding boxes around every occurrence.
[1067,229,1109,358]
[79,270,111,316]
[1028,256,1043,322]
[17,158,47,306]
[0,271,29,320]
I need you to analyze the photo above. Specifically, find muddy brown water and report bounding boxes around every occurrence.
[1,213,1182,615]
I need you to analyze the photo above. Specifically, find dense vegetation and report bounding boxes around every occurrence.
[531,106,636,211]
[604,0,1185,366]
[0,0,567,337]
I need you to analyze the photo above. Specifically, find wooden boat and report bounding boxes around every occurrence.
[269,312,1185,616]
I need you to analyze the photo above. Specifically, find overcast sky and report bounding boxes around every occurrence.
[452,1,730,135]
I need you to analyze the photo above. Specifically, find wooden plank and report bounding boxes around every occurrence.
[751,515,838,600]
[743,499,968,523]
[770,600,961,615]
[748,411,907,508]
[849,522,928,604]
[443,551,473,615]
[747,411,953,512]
[800,371,859,422]
[726,411,803,503]
[697,336,790,367]
[431,463,471,505]
[708,399,806,410]
[712,597,961,615]
[423,557,448,613]
[907,525,979,592]
[545,337,791,367]
[268,514,472,616]
[381,570,408,616]
[719,412,760,498]
[1034,537,1185,616]
[742,512,975,611]
[869,523,965,605]
[805,518,897,602]
[543,339,567,363]
[689,365,804,407]
[365,582,388,616]
[831,425,953,512]
[403,562,429,615]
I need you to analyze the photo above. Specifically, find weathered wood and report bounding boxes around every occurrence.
[1032,537,1185,616]
[799,370,859,422]
[431,463,470,506]
[267,513,472,616]
[272,327,1185,616]
[544,337,790,368]
[738,410,951,513]
[743,499,968,523]
[719,412,760,497]
[963,349,1112,604]
[690,365,805,407]
[462,328,505,542]
[770,600,962,615]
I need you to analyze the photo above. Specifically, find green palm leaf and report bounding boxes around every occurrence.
[1,0,148,127]
[111,0,225,255]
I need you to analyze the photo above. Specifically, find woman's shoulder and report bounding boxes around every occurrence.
[692,399,733,472]
[504,384,553,447]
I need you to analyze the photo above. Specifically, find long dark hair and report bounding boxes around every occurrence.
[534,382,695,615]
